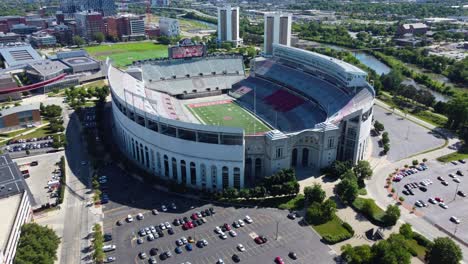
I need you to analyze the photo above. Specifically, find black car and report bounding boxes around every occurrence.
[287,212,296,219]
[408,189,415,195]
[168,228,174,235]
[192,221,198,227]
[116,220,122,226]
[289,252,297,260]
[209,207,215,214]
[232,254,240,263]
[457,170,464,176]
[157,231,164,237]
[205,209,211,216]
[173,219,180,226]
[402,190,409,195]
[196,241,204,248]
[149,248,158,256]
[160,253,167,261]
[419,186,427,192]
[104,233,112,242]
[458,190,466,197]
[201,211,207,217]
[183,216,189,223]
[196,219,203,225]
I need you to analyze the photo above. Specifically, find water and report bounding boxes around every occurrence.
[320,43,449,102]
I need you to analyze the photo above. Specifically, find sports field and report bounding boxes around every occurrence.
[187,100,271,134]
[85,42,168,68]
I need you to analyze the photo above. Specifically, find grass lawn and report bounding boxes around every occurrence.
[352,197,386,224]
[187,100,271,134]
[0,127,35,138]
[81,79,108,88]
[11,123,60,140]
[407,238,427,259]
[437,151,468,163]
[220,195,304,210]
[312,216,352,240]
[84,42,168,68]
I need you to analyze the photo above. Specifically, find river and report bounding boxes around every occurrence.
[318,43,450,102]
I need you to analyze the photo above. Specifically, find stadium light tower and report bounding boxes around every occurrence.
[146,0,152,24]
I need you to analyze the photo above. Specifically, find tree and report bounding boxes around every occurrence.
[426,237,463,264]
[14,223,60,264]
[321,198,337,222]
[353,160,373,185]
[371,234,411,264]
[399,223,413,239]
[381,70,404,92]
[336,177,359,204]
[304,183,326,204]
[374,120,385,133]
[93,32,105,43]
[73,35,85,47]
[341,244,373,264]
[326,160,353,179]
[384,204,400,226]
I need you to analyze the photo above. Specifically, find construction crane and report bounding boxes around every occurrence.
[146,0,152,25]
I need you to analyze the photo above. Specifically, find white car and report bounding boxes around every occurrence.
[217,259,224,264]
[219,232,227,239]
[439,203,449,209]
[102,244,116,252]
[450,216,461,224]
[229,230,237,237]
[159,223,166,230]
[137,213,144,220]
[126,215,133,222]
[202,239,208,246]
[245,215,253,224]
[238,219,245,227]
[161,205,167,212]
[237,244,245,252]
[449,173,456,178]
[181,237,188,244]
[214,226,222,234]
[165,222,171,229]
[147,234,154,241]
[454,178,461,183]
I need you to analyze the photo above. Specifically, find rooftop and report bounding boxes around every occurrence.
[0,43,43,67]
[0,103,40,117]
[0,154,32,200]
[27,60,69,76]
[0,192,23,252]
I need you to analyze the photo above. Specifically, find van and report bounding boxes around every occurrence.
[102,245,116,252]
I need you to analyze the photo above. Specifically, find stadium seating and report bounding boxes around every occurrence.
[263,90,305,112]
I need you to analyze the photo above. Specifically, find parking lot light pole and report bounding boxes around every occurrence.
[275,220,279,240]
[453,183,460,201]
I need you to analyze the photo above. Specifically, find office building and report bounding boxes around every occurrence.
[61,0,116,17]
[53,24,74,46]
[0,154,33,264]
[264,12,292,55]
[0,16,26,33]
[106,14,145,41]
[75,11,105,41]
[159,17,179,37]
[0,33,21,45]
[152,0,170,7]
[29,32,57,48]
[217,5,240,46]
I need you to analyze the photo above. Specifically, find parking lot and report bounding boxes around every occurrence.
[371,106,445,161]
[99,165,337,264]
[15,152,64,209]
[393,159,468,243]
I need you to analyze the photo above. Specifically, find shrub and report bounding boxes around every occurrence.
[399,196,405,202]
[342,222,355,236]
[422,158,428,162]
[322,233,353,244]
[413,232,433,247]
[412,160,419,166]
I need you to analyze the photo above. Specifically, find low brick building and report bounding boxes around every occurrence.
[0,104,41,132]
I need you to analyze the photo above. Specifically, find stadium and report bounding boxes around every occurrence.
[107,43,375,191]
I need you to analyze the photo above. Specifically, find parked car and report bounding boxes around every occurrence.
[137,213,144,220]
[254,235,267,244]
[439,203,449,209]
[457,190,466,197]
[152,209,159,215]
[245,215,253,223]
[139,252,147,259]
[275,256,285,264]
[457,170,464,176]
[289,252,297,260]
[103,256,116,263]
[450,216,461,224]
[102,245,116,252]
[237,244,245,252]
[161,205,167,212]
[126,215,133,222]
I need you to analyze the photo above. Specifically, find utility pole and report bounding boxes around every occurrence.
[453,182,460,201]
[275,220,279,240]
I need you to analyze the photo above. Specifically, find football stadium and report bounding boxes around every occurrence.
[107,43,375,191]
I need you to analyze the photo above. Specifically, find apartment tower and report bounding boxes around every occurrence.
[217,5,240,46]
[264,12,292,55]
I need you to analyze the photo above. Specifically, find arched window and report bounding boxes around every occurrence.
[255,158,262,178]
[163,155,169,177]
[211,165,217,189]
[157,152,161,171]
[140,143,144,165]
[233,167,241,189]
[291,148,298,167]
[222,166,229,189]
[131,138,136,159]
[190,162,196,185]
[302,148,309,167]
[144,146,149,168]
[172,158,177,179]
[200,164,206,189]
[245,158,252,179]
[181,160,187,184]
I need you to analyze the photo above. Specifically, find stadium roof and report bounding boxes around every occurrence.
[0,44,43,68]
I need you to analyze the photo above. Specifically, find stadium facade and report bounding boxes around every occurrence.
[107,44,375,191]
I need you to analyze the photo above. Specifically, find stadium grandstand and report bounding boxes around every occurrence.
[108,43,375,191]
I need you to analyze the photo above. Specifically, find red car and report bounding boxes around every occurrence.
[254,236,267,244]
[275,256,284,264]
[183,222,194,230]
[191,213,198,220]
[435,197,444,202]
[223,223,231,231]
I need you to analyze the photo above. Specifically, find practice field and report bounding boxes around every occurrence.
[84,42,167,68]
[187,100,271,134]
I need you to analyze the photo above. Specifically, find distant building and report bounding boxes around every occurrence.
[217,5,241,46]
[56,50,100,73]
[145,25,160,39]
[53,24,74,45]
[0,73,21,101]
[106,14,145,41]
[29,32,57,48]
[263,12,292,55]
[0,153,33,264]
[0,104,42,132]
[0,43,43,68]
[56,11,65,24]
[61,0,116,17]
[25,60,69,82]
[75,11,105,41]
[159,17,179,37]
[10,24,39,35]
[397,23,429,36]
[0,16,26,33]
[0,33,21,45]
[25,17,47,30]
[152,0,170,7]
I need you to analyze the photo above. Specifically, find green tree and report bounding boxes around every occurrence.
[399,223,413,239]
[384,204,401,226]
[381,70,404,92]
[73,35,85,47]
[374,120,385,133]
[371,234,411,264]
[353,160,373,185]
[93,32,105,43]
[304,183,326,204]
[341,244,373,264]
[326,160,353,179]
[336,177,359,204]
[426,237,463,264]
[14,223,60,264]
[321,198,337,222]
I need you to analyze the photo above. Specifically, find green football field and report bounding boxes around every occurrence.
[84,42,168,68]
[187,100,271,134]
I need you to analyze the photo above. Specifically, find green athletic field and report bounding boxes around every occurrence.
[85,42,168,68]
[187,101,271,134]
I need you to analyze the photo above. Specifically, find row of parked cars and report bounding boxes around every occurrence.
[6,141,52,152]
[176,207,216,230]
[7,136,52,145]
[393,164,428,182]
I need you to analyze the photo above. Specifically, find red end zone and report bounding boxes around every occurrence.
[188,100,232,108]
